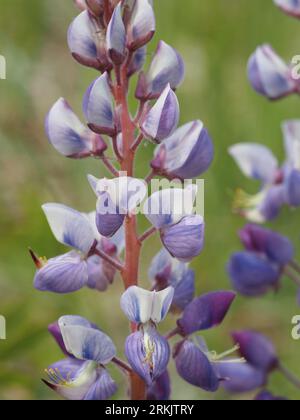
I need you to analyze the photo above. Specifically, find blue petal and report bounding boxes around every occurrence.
[161,215,205,262]
[125,328,170,386]
[42,203,96,254]
[216,362,266,393]
[286,169,300,207]
[228,252,280,297]
[96,193,125,238]
[174,340,219,392]
[84,369,118,400]
[147,370,171,401]
[34,252,88,294]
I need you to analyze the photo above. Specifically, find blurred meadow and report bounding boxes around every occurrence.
[0,0,300,400]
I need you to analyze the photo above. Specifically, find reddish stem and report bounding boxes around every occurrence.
[113,59,146,400]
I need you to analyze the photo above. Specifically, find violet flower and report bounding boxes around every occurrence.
[144,185,205,262]
[44,316,117,400]
[229,120,300,222]
[228,224,294,297]
[120,286,174,385]
[247,44,298,100]
[33,204,124,293]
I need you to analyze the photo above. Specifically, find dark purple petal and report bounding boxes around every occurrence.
[174,340,219,392]
[34,252,88,294]
[96,193,125,238]
[161,215,205,262]
[84,369,117,400]
[177,291,236,336]
[228,252,280,297]
[147,370,171,401]
[286,169,300,207]
[125,328,170,386]
[239,224,294,266]
[254,390,288,400]
[232,331,279,373]
[216,362,266,393]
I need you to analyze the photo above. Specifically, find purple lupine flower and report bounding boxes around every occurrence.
[216,362,266,394]
[88,175,147,237]
[232,331,279,373]
[33,204,124,293]
[120,286,174,385]
[136,40,185,100]
[229,121,300,222]
[174,339,220,392]
[255,390,288,400]
[228,251,280,297]
[247,44,296,100]
[141,84,180,143]
[45,98,107,158]
[148,248,195,312]
[144,185,205,262]
[151,121,214,180]
[126,0,156,51]
[68,11,111,71]
[177,291,236,336]
[228,224,294,297]
[146,370,171,400]
[106,3,126,65]
[83,72,117,136]
[44,316,117,400]
[274,0,300,18]
[239,224,294,266]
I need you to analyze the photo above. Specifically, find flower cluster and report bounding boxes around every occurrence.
[30,0,241,401]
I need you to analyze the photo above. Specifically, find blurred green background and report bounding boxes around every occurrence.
[0,0,300,400]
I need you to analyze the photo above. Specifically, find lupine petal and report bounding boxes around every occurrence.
[87,254,115,292]
[274,0,300,18]
[247,45,295,100]
[106,3,126,65]
[174,340,219,392]
[120,286,174,324]
[136,41,185,100]
[286,169,300,206]
[59,318,116,364]
[161,215,205,262]
[144,185,198,229]
[232,331,279,373]
[34,252,88,294]
[141,85,179,143]
[228,252,280,297]
[67,11,99,69]
[147,370,171,401]
[125,328,170,386]
[152,121,214,180]
[128,46,147,77]
[216,362,266,393]
[239,224,294,266]
[177,291,236,336]
[127,0,155,50]
[259,184,286,221]
[84,369,117,400]
[229,143,278,184]
[255,390,288,400]
[42,203,96,254]
[44,359,97,400]
[48,322,70,356]
[83,73,116,136]
[96,193,125,237]
[45,98,106,158]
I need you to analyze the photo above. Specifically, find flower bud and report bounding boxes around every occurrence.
[106,3,126,65]
[152,121,214,180]
[141,84,179,143]
[136,41,185,100]
[247,44,295,100]
[216,362,266,393]
[127,0,155,51]
[127,46,147,77]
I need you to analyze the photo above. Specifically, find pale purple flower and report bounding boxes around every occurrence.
[274,0,300,18]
